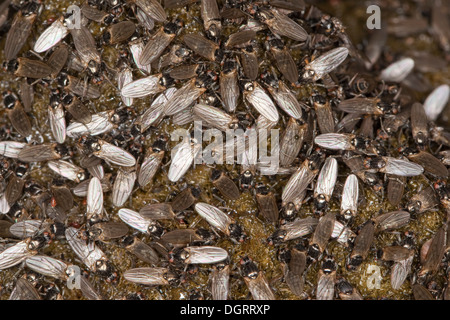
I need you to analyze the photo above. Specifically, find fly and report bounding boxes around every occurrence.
[317,256,337,300]
[112,167,136,207]
[118,208,164,237]
[363,156,424,177]
[5,7,38,61]
[171,186,201,212]
[33,16,69,53]
[140,22,180,66]
[240,256,275,300]
[242,80,279,122]
[347,220,375,270]
[18,143,70,163]
[120,73,165,98]
[201,0,222,39]
[194,202,247,242]
[86,177,104,223]
[340,174,359,221]
[267,37,298,84]
[423,84,450,121]
[61,93,92,125]
[211,170,240,201]
[255,7,308,42]
[47,160,86,183]
[124,267,179,286]
[411,102,429,148]
[183,33,220,61]
[303,47,349,81]
[220,58,239,113]
[308,212,335,261]
[138,136,166,187]
[255,183,279,223]
[139,203,175,221]
[3,92,32,138]
[379,57,414,83]
[167,135,201,182]
[209,260,230,300]
[268,217,318,244]
[193,104,239,132]
[169,246,228,265]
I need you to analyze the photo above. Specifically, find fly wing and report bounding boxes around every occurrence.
[282,161,316,205]
[193,104,233,131]
[341,174,358,214]
[121,75,164,98]
[69,25,101,64]
[18,144,60,162]
[9,220,43,238]
[66,111,115,138]
[314,133,353,150]
[0,141,26,158]
[164,79,206,116]
[270,9,308,42]
[95,140,136,167]
[314,157,338,199]
[245,83,279,122]
[316,272,335,300]
[337,97,381,115]
[185,246,228,264]
[112,169,136,207]
[124,267,169,285]
[0,240,36,270]
[194,202,232,235]
[210,265,229,300]
[118,208,150,233]
[383,157,424,176]
[138,151,164,187]
[140,28,174,66]
[281,217,318,241]
[391,254,413,290]
[271,47,298,84]
[25,255,67,279]
[34,18,68,53]
[269,81,304,120]
[245,273,276,300]
[167,140,197,182]
[135,0,167,22]
[87,177,103,218]
[9,278,41,300]
[307,47,349,81]
[48,105,66,144]
[117,67,133,107]
[5,12,35,61]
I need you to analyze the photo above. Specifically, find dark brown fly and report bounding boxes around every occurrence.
[169,65,198,80]
[183,33,220,61]
[88,222,129,241]
[51,185,74,213]
[387,175,406,207]
[47,44,69,77]
[225,30,256,48]
[412,284,434,300]
[5,10,37,61]
[201,0,221,39]
[211,170,240,200]
[347,221,375,270]
[62,93,92,125]
[123,236,160,265]
[268,38,298,84]
[171,186,200,212]
[104,21,136,44]
[140,23,179,66]
[379,246,413,262]
[279,118,306,167]
[373,211,410,233]
[58,74,101,99]
[406,186,438,215]
[19,80,33,113]
[313,95,334,134]
[139,203,176,221]
[18,143,68,163]
[407,151,448,178]
[419,224,446,276]
[337,97,383,115]
[7,100,32,137]
[411,102,429,148]
[255,184,279,223]
[11,58,53,79]
[5,173,25,206]
[240,45,259,80]
[161,228,215,246]
[308,212,335,260]
[131,0,167,22]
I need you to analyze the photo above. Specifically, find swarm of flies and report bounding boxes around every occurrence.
[0,0,450,300]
